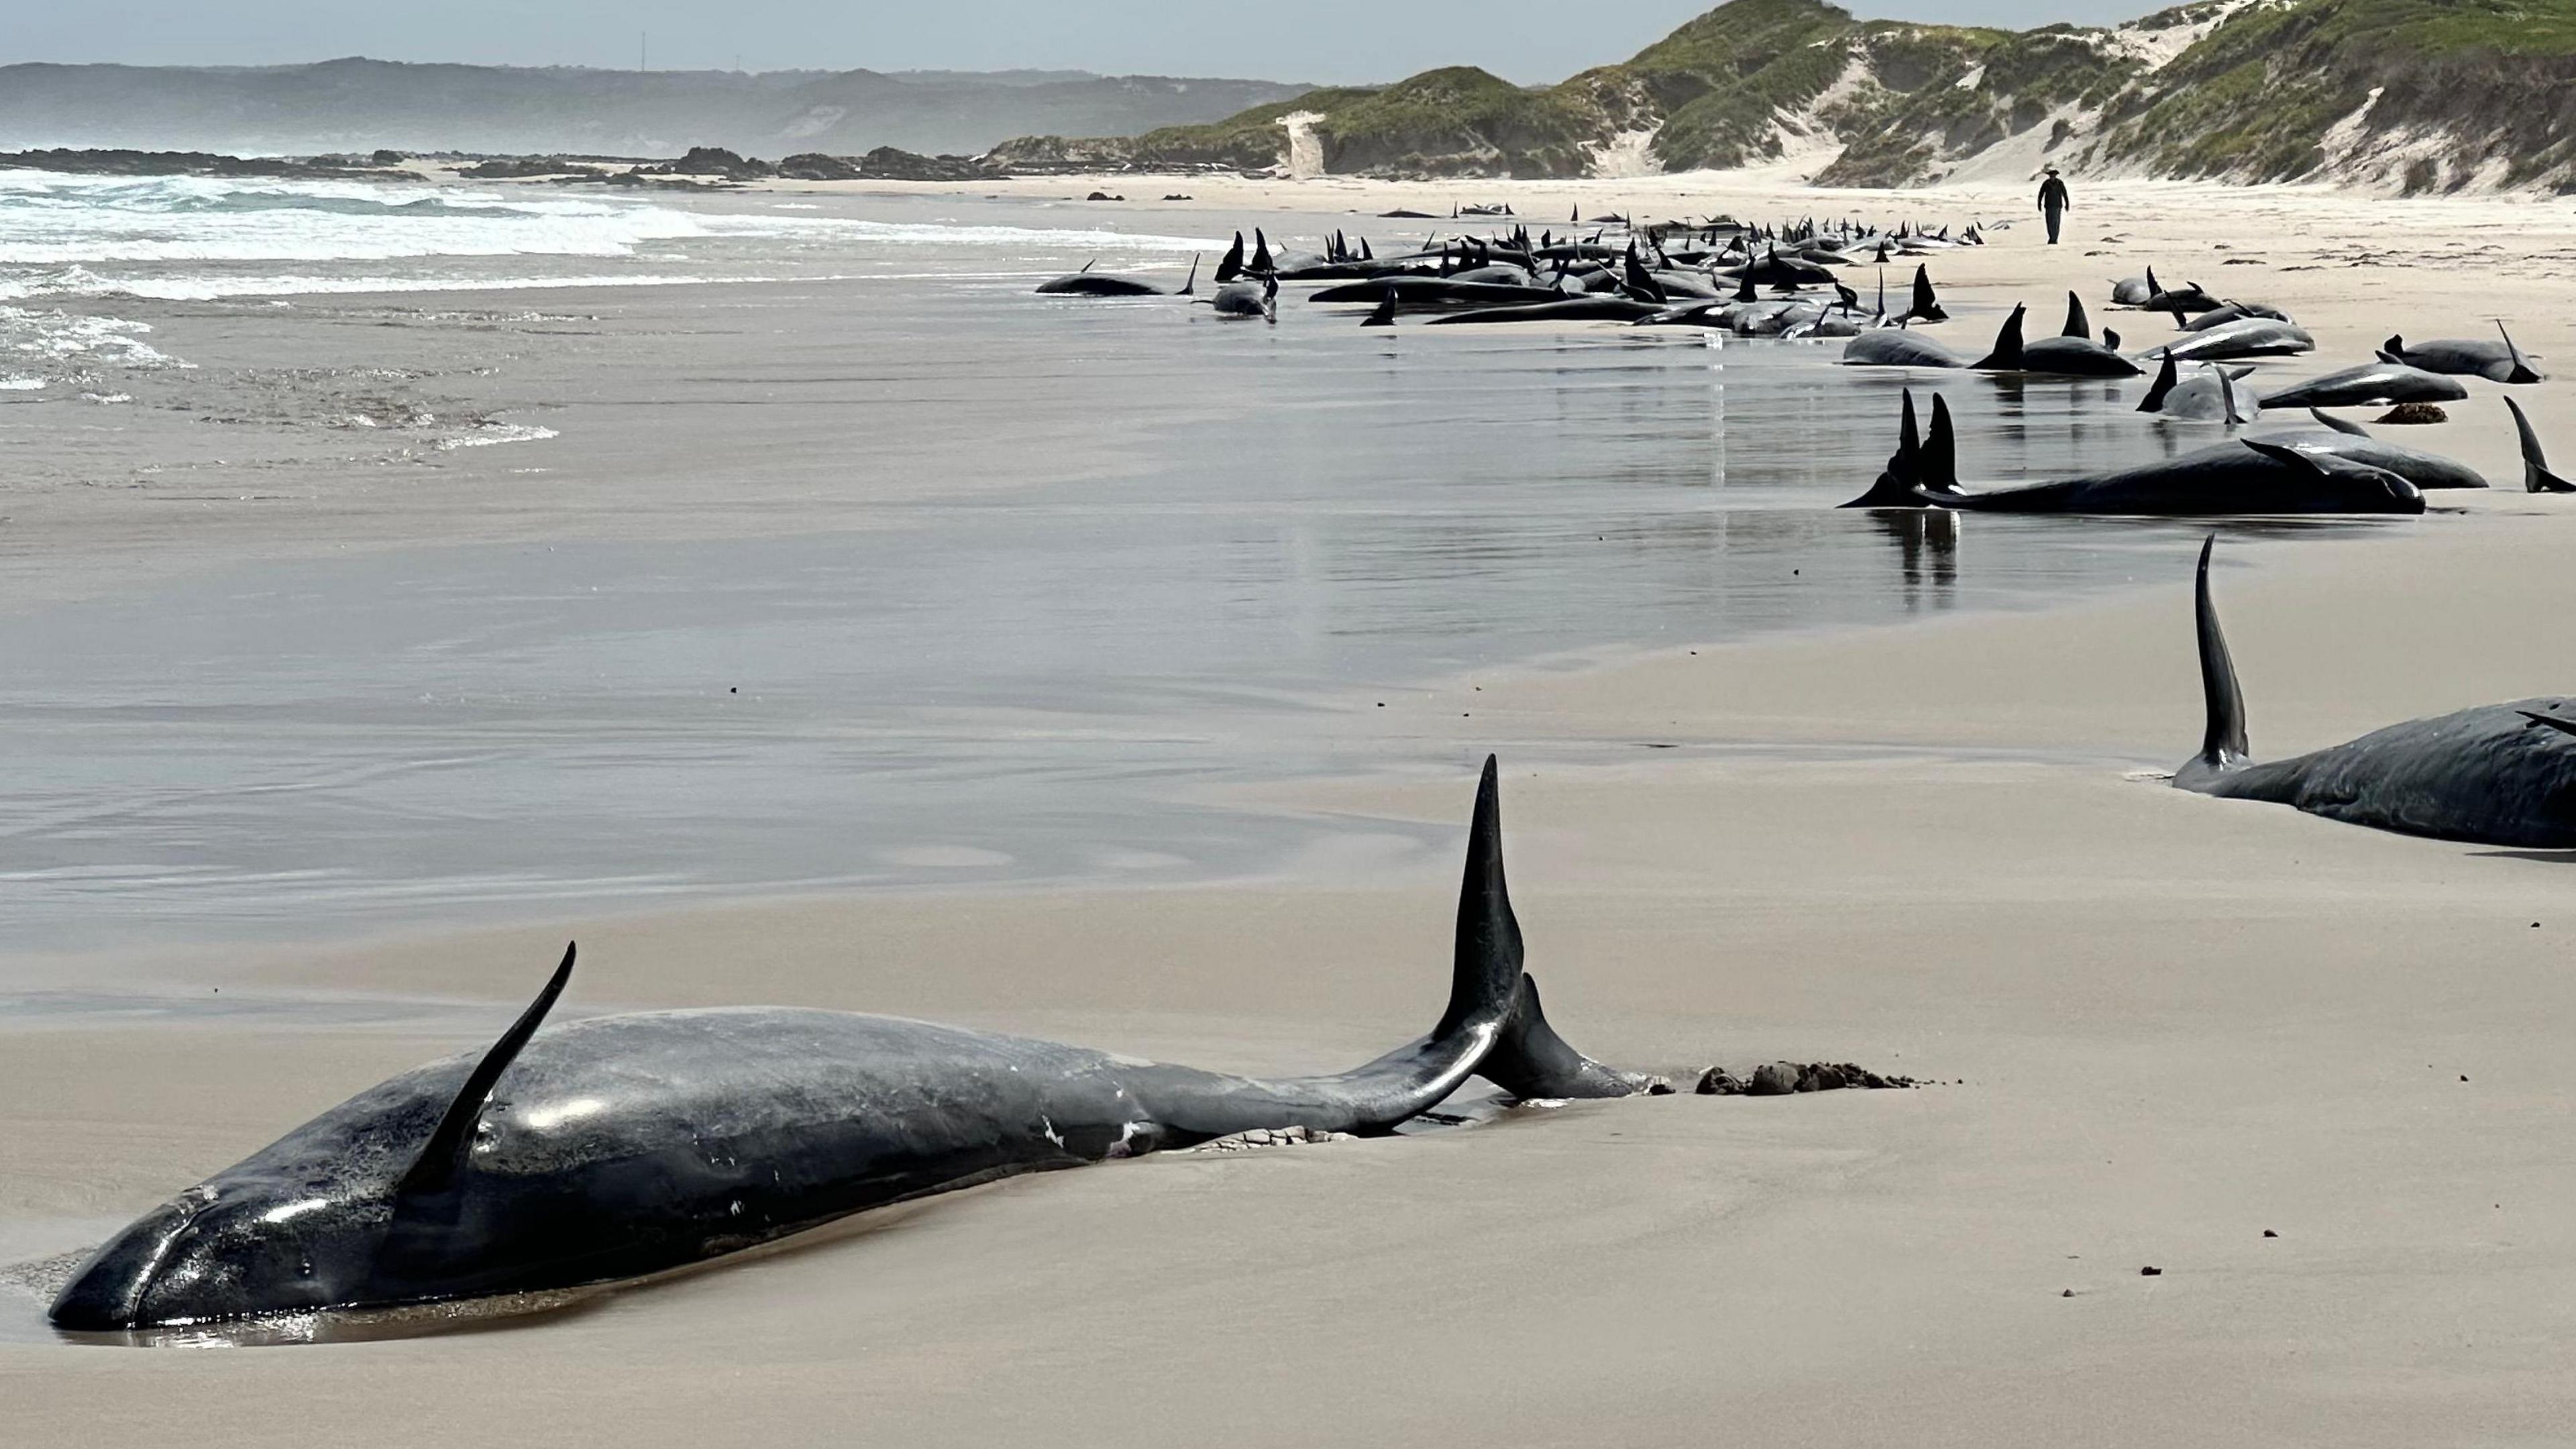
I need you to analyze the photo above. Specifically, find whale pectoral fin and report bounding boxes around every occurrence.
[2243,439,2328,476]
[396,943,577,1200]
[2518,710,2576,739]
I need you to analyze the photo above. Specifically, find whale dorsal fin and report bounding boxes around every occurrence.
[396,943,577,1200]
[1178,255,1198,297]
[2061,290,2090,339]
[2193,537,2251,770]
[1923,394,1960,493]
[2507,396,2576,492]
[2141,352,2179,413]
[1972,304,2027,370]
[2518,710,2576,739]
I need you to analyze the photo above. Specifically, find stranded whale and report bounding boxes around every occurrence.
[51,760,1658,1332]
[1035,256,1199,298]
[1847,390,2422,515]
[2176,539,2576,847]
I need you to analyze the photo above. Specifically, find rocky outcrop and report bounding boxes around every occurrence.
[0,148,413,180]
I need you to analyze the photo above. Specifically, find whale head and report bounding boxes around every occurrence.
[50,1170,396,1332]
[54,945,578,1332]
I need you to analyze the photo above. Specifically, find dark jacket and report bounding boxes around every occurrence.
[2038,176,2070,213]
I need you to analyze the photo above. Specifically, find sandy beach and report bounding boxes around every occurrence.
[6,170,2576,1443]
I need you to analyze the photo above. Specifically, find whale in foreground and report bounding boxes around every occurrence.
[2176,538,2576,846]
[51,760,1656,1332]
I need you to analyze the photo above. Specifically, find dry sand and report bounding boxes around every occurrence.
[7,172,2576,1444]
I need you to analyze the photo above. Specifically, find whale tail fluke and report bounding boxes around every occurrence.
[1177,255,1199,297]
[1433,757,1529,1044]
[1839,388,1929,508]
[1972,304,2027,370]
[2183,536,2251,783]
[2140,351,2179,413]
[1922,393,1960,496]
[1477,973,1667,1099]
[2506,396,2576,493]
[2500,321,2542,385]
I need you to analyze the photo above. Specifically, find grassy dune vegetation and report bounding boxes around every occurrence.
[991,0,2576,190]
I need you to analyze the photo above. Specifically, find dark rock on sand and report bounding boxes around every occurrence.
[1701,1061,1919,1095]
[1748,1063,1802,1095]
[855,147,995,181]
[458,156,606,178]
[2375,402,2449,425]
[651,146,776,179]
[776,152,862,180]
[0,147,412,181]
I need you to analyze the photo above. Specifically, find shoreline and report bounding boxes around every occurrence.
[8,172,2576,1440]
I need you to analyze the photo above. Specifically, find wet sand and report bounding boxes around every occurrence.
[6,174,2576,1442]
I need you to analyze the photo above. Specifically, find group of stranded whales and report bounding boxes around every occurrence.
[50,760,1678,1333]
[1027,207,2554,523]
[49,211,2567,1337]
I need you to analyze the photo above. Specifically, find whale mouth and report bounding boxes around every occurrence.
[48,1195,203,1332]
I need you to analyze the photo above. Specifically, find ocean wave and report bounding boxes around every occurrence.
[0,171,1217,269]
[0,304,186,369]
[435,423,560,450]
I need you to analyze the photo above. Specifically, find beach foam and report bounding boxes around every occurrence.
[0,170,1220,303]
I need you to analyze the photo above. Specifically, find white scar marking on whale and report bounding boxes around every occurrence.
[514,1096,607,1130]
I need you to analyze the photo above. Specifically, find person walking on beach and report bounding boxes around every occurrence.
[2037,166,2070,245]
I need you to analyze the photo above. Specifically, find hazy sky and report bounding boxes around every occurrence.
[14,2,2160,83]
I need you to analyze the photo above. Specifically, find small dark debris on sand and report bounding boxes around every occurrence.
[1695,1061,1918,1095]
[1085,191,1126,201]
[2139,1265,2163,1277]
[2376,402,2448,424]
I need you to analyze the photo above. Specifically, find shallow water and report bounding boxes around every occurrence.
[0,186,2407,955]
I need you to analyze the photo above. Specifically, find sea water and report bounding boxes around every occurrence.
[0,174,2403,953]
